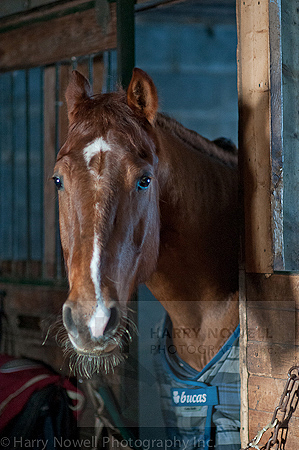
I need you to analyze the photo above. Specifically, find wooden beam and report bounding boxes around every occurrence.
[0,1,97,31]
[0,0,63,20]
[237,0,273,274]
[0,4,116,72]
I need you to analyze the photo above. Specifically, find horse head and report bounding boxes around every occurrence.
[53,69,160,372]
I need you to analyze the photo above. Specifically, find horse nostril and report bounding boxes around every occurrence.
[104,306,119,335]
[63,304,79,338]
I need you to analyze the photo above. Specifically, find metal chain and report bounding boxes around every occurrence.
[242,366,299,450]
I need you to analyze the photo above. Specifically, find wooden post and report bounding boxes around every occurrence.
[237,2,272,440]
[237,0,272,275]
[237,1,299,447]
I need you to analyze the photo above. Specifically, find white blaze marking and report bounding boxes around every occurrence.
[89,215,110,338]
[83,137,111,166]
[90,232,101,301]
[89,302,110,338]
[84,138,111,337]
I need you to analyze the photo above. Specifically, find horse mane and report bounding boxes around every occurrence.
[155,113,237,167]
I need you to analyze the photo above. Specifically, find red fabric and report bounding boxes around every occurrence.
[0,354,84,430]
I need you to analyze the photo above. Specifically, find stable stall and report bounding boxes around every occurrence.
[0,1,298,449]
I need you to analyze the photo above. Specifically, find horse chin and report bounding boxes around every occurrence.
[51,309,137,377]
[64,335,125,378]
[63,319,136,377]
[68,334,118,355]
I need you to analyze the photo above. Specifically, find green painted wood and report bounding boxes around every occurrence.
[116,0,135,89]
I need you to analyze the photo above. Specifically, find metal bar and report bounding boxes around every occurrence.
[43,65,57,279]
[107,50,112,92]
[25,69,31,263]
[40,67,45,266]
[88,54,93,85]
[0,76,3,261]
[0,73,14,261]
[8,74,14,261]
[11,72,17,263]
[116,0,135,89]
[71,57,78,71]
[103,50,110,93]
[0,77,2,258]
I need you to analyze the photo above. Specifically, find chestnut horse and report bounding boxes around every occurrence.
[53,68,238,377]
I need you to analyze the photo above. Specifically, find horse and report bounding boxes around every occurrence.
[53,68,239,377]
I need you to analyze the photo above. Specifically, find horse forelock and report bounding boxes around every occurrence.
[57,89,155,162]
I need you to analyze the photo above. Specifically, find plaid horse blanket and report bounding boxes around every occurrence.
[153,316,240,450]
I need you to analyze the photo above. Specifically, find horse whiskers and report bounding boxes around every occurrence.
[125,329,133,341]
[40,315,69,351]
[105,275,121,285]
[40,315,62,343]
[61,338,128,377]
[126,305,137,314]
[122,315,138,336]
[41,328,50,346]
[66,350,126,378]
[42,307,137,377]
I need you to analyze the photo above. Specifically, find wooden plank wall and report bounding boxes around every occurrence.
[0,0,115,280]
[0,282,68,373]
[245,274,299,448]
[237,1,299,447]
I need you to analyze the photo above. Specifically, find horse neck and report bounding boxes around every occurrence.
[145,121,239,369]
[155,121,238,295]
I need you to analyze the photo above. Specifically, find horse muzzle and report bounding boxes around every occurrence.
[62,299,120,354]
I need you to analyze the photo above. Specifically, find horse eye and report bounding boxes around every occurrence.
[53,176,63,190]
[136,175,151,191]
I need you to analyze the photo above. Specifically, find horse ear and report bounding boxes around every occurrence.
[65,70,93,123]
[127,68,158,124]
